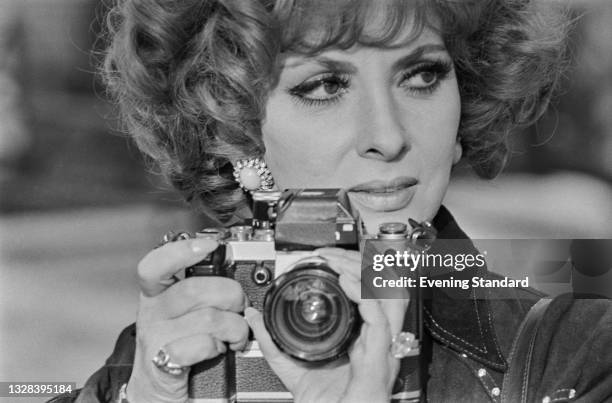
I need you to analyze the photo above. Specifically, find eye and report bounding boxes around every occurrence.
[400,60,453,94]
[288,73,350,106]
[410,71,437,86]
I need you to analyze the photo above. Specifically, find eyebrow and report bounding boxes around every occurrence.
[390,44,447,72]
[284,57,359,73]
[283,43,448,72]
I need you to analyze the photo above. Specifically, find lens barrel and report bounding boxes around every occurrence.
[263,262,360,363]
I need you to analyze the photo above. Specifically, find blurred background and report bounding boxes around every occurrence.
[0,0,610,401]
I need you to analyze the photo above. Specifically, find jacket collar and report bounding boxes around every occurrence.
[424,206,507,372]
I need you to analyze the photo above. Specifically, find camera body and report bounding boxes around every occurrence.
[181,189,434,402]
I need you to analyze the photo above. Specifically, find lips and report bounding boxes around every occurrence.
[347,176,418,212]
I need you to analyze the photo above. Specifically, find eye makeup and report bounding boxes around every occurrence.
[285,54,454,108]
[287,72,351,107]
[398,59,453,95]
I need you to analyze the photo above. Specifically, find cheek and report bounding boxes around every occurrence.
[261,101,350,188]
[262,132,322,188]
[418,88,461,170]
[406,82,461,220]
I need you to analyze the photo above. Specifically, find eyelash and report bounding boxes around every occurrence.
[287,59,453,108]
[288,72,351,107]
[401,60,453,95]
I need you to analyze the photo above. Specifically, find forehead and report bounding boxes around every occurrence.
[280,29,446,72]
[275,0,434,53]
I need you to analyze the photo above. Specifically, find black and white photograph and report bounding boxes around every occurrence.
[1,0,611,402]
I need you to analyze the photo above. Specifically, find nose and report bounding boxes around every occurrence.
[355,88,410,162]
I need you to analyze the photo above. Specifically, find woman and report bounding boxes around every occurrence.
[53,0,612,402]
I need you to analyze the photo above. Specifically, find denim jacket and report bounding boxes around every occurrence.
[49,207,612,403]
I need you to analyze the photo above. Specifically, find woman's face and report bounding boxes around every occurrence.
[262,21,461,233]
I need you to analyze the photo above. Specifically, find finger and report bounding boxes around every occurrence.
[244,307,301,390]
[356,300,391,358]
[358,299,389,328]
[333,256,408,336]
[347,318,368,357]
[338,267,407,335]
[153,277,247,318]
[339,273,361,302]
[164,308,249,349]
[316,248,361,280]
[379,299,409,336]
[138,239,218,297]
[349,302,402,397]
[244,307,283,362]
[159,333,222,368]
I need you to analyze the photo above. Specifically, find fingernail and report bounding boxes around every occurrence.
[190,239,215,254]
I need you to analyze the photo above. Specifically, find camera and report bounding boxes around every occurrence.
[176,189,435,402]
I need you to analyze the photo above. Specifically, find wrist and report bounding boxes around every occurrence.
[124,376,188,403]
[126,353,188,403]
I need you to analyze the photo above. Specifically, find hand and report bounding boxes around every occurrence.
[126,238,250,403]
[246,248,408,403]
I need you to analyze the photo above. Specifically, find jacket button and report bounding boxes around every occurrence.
[477,368,487,377]
[542,397,551,403]
[491,387,501,396]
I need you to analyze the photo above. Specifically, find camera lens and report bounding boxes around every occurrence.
[300,292,329,323]
[263,262,360,363]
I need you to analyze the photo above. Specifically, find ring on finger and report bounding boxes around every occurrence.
[154,230,192,284]
[152,347,187,376]
[390,331,419,359]
[157,230,192,248]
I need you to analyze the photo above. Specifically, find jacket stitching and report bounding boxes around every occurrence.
[424,306,488,354]
[426,324,503,368]
[521,326,539,403]
[500,302,532,403]
[472,287,490,354]
[486,288,507,363]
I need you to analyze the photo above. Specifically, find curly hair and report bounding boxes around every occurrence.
[102,0,570,223]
